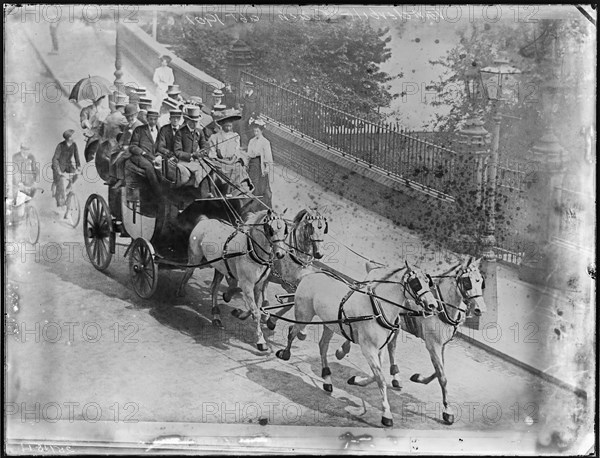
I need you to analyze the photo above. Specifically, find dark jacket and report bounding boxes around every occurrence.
[130,124,159,158]
[119,119,144,147]
[173,124,208,162]
[223,91,238,110]
[241,91,258,120]
[52,141,80,179]
[156,124,179,157]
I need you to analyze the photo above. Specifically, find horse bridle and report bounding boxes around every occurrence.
[285,211,328,264]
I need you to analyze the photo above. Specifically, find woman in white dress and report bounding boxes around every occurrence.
[245,118,273,207]
[153,55,175,103]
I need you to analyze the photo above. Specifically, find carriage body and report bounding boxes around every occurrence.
[83,158,250,298]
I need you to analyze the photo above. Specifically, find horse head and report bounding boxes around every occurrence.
[404,261,439,313]
[456,257,487,317]
[262,209,288,260]
[295,208,328,260]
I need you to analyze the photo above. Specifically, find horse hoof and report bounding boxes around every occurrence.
[410,373,420,383]
[257,343,268,352]
[223,292,231,303]
[231,309,250,320]
[275,349,290,361]
[442,412,455,425]
[347,376,357,385]
[381,416,393,427]
[391,380,402,390]
[212,318,224,329]
[323,383,333,393]
[297,331,307,341]
[266,318,276,331]
[335,349,346,360]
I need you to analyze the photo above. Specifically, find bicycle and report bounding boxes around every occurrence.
[53,171,81,228]
[6,184,43,245]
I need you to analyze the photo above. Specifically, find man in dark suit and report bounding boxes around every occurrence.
[128,109,161,193]
[157,109,182,157]
[173,105,210,187]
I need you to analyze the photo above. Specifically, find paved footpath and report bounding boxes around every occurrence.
[21,19,595,398]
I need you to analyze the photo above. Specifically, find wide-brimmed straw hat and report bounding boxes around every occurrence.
[214,108,242,124]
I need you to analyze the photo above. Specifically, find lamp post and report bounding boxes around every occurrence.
[114,22,124,94]
[479,56,521,261]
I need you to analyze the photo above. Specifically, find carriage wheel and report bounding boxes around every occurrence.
[129,238,159,299]
[83,194,113,271]
[25,206,40,244]
[65,192,81,228]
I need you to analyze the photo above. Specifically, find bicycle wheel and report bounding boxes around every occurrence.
[25,205,40,244]
[65,192,81,228]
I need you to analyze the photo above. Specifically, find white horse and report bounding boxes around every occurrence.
[220,208,329,332]
[275,263,440,427]
[335,256,488,424]
[177,209,288,351]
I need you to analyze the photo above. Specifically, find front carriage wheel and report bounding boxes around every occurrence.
[129,238,159,299]
[25,206,40,244]
[83,194,113,271]
[65,192,81,228]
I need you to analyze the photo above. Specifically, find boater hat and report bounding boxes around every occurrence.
[146,109,160,118]
[188,96,203,107]
[114,92,129,108]
[138,97,153,110]
[166,84,181,96]
[169,109,182,118]
[212,89,224,97]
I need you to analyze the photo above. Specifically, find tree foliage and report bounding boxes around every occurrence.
[426,19,594,160]
[150,14,397,121]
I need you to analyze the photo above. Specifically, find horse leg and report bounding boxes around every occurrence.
[360,343,393,427]
[335,339,352,360]
[275,324,301,361]
[240,281,268,352]
[223,276,241,303]
[210,270,225,328]
[412,339,453,425]
[319,326,335,392]
[177,267,195,297]
[387,331,402,390]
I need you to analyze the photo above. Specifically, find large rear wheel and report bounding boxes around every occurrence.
[83,194,113,271]
[129,238,159,299]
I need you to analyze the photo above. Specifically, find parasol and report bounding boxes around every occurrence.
[69,75,112,103]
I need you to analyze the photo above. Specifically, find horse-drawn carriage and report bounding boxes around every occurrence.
[82,146,261,299]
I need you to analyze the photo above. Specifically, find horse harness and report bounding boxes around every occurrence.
[221,214,287,281]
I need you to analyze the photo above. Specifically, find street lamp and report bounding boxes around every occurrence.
[479,56,521,261]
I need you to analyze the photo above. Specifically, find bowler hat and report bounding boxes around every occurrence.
[63,129,75,140]
[124,103,139,117]
[183,105,201,121]
[167,84,181,96]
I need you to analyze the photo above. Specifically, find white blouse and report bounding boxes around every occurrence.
[153,66,175,91]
